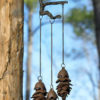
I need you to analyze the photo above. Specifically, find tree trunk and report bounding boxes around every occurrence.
[0,0,24,100]
[26,11,33,100]
[92,0,100,100]
[99,81,100,100]
[92,0,100,68]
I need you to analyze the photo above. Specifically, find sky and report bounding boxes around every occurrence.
[23,0,98,100]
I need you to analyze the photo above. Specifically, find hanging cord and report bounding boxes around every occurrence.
[49,19,55,88]
[62,4,65,67]
[38,16,43,81]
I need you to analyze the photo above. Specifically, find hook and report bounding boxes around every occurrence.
[61,63,66,68]
[39,0,68,19]
[49,19,55,24]
[38,76,43,81]
[39,15,43,20]
[50,83,54,89]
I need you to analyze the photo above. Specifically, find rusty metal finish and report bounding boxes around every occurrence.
[39,0,68,19]
[47,88,58,100]
[31,80,47,100]
[56,67,72,100]
[43,1,68,6]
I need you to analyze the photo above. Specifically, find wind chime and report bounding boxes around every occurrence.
[32,0,72,100]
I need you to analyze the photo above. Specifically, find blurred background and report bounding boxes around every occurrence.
[23,0,100,100]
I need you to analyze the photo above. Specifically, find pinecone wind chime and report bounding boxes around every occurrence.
[31,10,47,100]
[32,0,72,100]
[56,4,72,100]
[56,67,72,100]
[32,80,47,100]
[47,20,58,100]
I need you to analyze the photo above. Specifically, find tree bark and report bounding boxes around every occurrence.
[92,0,100,68]
[0,0,24,100]
[92,0,100,100]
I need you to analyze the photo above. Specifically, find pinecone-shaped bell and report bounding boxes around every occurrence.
[47,88,58,100]
[56,67,72,100]
[31,80,47,100]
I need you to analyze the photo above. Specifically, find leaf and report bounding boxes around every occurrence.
[24,0,38,10]
[65,6,94,37]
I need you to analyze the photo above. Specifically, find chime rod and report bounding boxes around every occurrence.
[43,1,68,6]
[62,4,65,65]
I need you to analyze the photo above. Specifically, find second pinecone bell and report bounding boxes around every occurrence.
[47,88,58,100]
[31,80,47,100]
[56,67,72,100]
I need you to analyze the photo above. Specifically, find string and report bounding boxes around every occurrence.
[62,4,65,66]
[38,16,43,80]
[50,20,55,88]
[51,22,53,88]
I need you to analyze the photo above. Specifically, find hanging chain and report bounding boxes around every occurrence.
[38,16,43,80]
[62,4,65,67]
[50,19,55,88]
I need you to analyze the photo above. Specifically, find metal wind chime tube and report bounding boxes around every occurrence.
[31,16,47,100]
[47,20,58,100]
[56,3,72,100]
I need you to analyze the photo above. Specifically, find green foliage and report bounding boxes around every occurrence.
[65,6,94,36]
[24,0,38,11]
[24,0,49,11]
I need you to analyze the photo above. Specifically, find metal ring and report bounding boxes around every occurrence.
[49,19,55,24]
[61,63,66,68]
[38,76,43,81]
[50,84,53,89]
[39,15,43,20]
